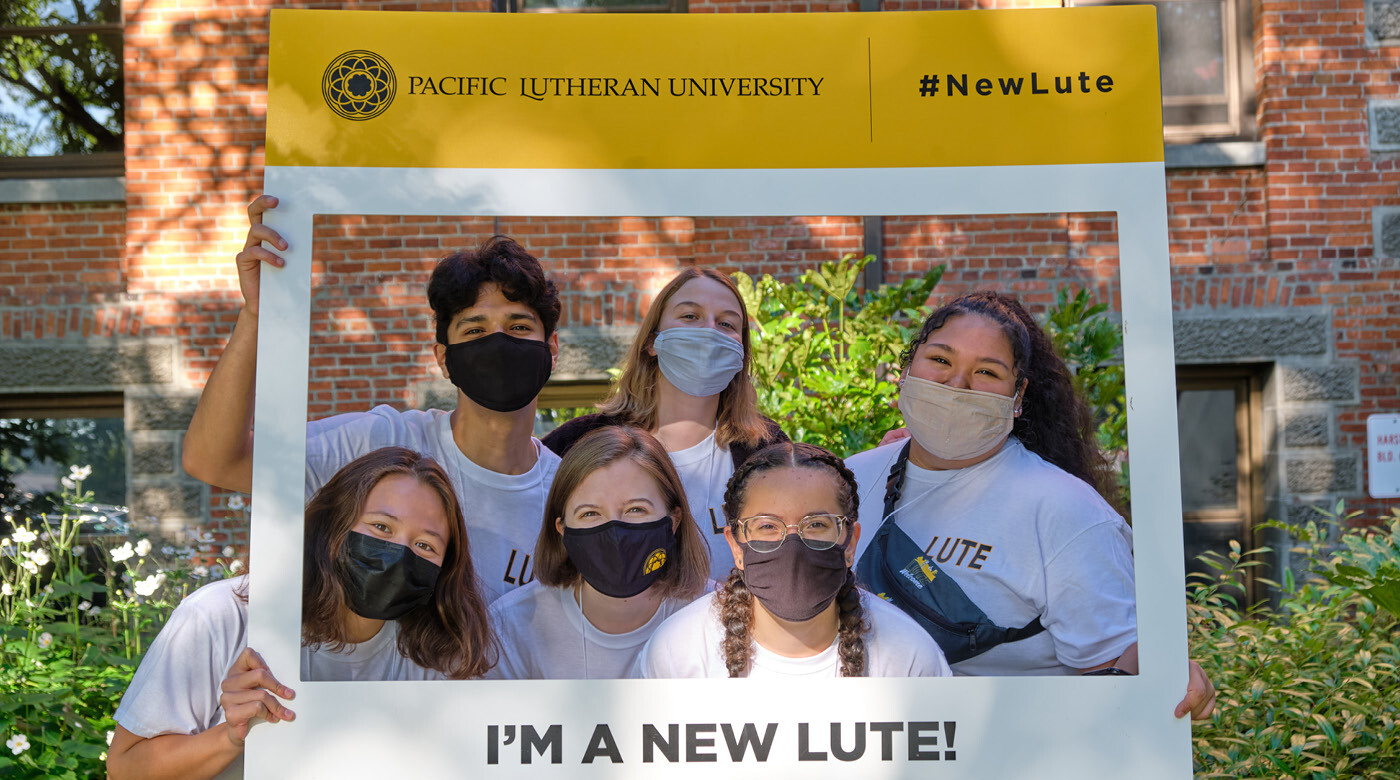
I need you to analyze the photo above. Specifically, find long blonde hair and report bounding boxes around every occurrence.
[598,268,769,448]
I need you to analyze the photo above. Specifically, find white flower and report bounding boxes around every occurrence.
[42,584,53,594]
[21,560,37,575]
[106,730,114,746]
[222,546,235,557]
[72,545,85,556]
[192,565,209,578]
[195,530,215,544]
[6,733,29,755]
[229,560,244,573]
[133,572,166,597]
[11,528,37,545]
[87,605,101,616]
[161,545,175,556]
[227,494,247,511]
[24,549,50,567]
[78,600,92,612]
[135,539,152,557]
[36,632,52,649]
[60,476,75,490]
[110,542,134,562]
[1,583,12,596]
[68,464,92,482]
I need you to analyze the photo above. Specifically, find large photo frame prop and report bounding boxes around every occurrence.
[252,8,1187,779]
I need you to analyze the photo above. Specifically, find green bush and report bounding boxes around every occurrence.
[1040,286,1129,505]
[0,470,239,779]
[1190,506,1400,779]
[735,254,941,457]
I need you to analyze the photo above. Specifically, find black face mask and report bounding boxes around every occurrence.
[561,516,677,599]
[339,532,442,621]
[442,332,552,413]
[740,536,849,623]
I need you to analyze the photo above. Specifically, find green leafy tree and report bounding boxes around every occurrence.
[735,255,942,457]
[1190,506,1400,778]
[0,0,121,155]
[1041,286,1128,504]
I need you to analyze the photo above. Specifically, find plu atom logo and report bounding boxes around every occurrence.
[322,50,396,121]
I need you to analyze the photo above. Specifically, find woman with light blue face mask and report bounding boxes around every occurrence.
[543,269,788,581]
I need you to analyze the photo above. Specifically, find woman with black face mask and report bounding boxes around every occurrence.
[637,442,951,678]
[485,426,710,680]
[107,447,495,780]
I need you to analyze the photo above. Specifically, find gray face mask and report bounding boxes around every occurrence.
[652,327,745,398]
[740,537,850,623]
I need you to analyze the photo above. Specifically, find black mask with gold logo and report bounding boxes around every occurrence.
[561,516,676,598]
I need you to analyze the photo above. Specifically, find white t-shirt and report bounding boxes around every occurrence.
[112,577,440,780]
[305,405,559,603]
[484,581,694,680]
[668,431,737,581]
[637,590,952,678]
[846,438,1137,676]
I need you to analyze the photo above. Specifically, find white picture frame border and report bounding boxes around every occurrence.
[246,162,1189,779]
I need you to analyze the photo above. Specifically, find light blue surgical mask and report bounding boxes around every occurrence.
[652,327,745,398]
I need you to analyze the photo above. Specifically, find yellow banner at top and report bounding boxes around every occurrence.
[266,8,1163,170]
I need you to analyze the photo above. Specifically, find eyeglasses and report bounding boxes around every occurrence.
[734,514,847,553]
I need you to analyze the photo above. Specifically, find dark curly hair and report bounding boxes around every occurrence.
[898,290,1120,509]
[715,441,868,677]
[428,235,561,343]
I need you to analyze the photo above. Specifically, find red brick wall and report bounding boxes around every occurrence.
[1257,0,1400,517]
[4,0,1397,538]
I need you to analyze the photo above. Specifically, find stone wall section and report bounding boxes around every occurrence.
[0,0,1395,550]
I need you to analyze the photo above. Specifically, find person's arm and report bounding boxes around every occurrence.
[1078,643,1217,720]
[107,648,295,780]
[107,724,243,780]
[181,196,287,493]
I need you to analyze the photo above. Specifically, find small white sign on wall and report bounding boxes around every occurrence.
[1368,413,1400,499]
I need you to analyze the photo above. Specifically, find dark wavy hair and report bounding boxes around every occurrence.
[534,426,709,600]
[428,235,561,342]
[716,442,868,677]
[899,290,1120,508]
[302,447,497,679]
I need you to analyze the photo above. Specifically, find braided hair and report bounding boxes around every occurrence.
[715,442,869,677]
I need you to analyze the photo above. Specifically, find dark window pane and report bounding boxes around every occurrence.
[1157,0,1227,98]
[521,0,674,8]
[1177,388,1238,512]
[0,0,122,157]
[1,416,126,509]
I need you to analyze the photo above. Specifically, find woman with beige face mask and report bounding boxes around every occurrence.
[845,291,1216,720]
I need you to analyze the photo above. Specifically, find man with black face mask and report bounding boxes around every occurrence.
[183,195,563,603]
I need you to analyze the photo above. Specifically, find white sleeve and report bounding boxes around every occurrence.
[1041,519,1138,669]
[112,586,246,738]
[303,406,412,500]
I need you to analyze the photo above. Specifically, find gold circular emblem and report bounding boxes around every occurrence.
[322,50,396,121]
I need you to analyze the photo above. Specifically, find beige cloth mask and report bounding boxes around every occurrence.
[898,374,1018,461]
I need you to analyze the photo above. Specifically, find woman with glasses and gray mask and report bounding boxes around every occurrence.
[637,441,950,678]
